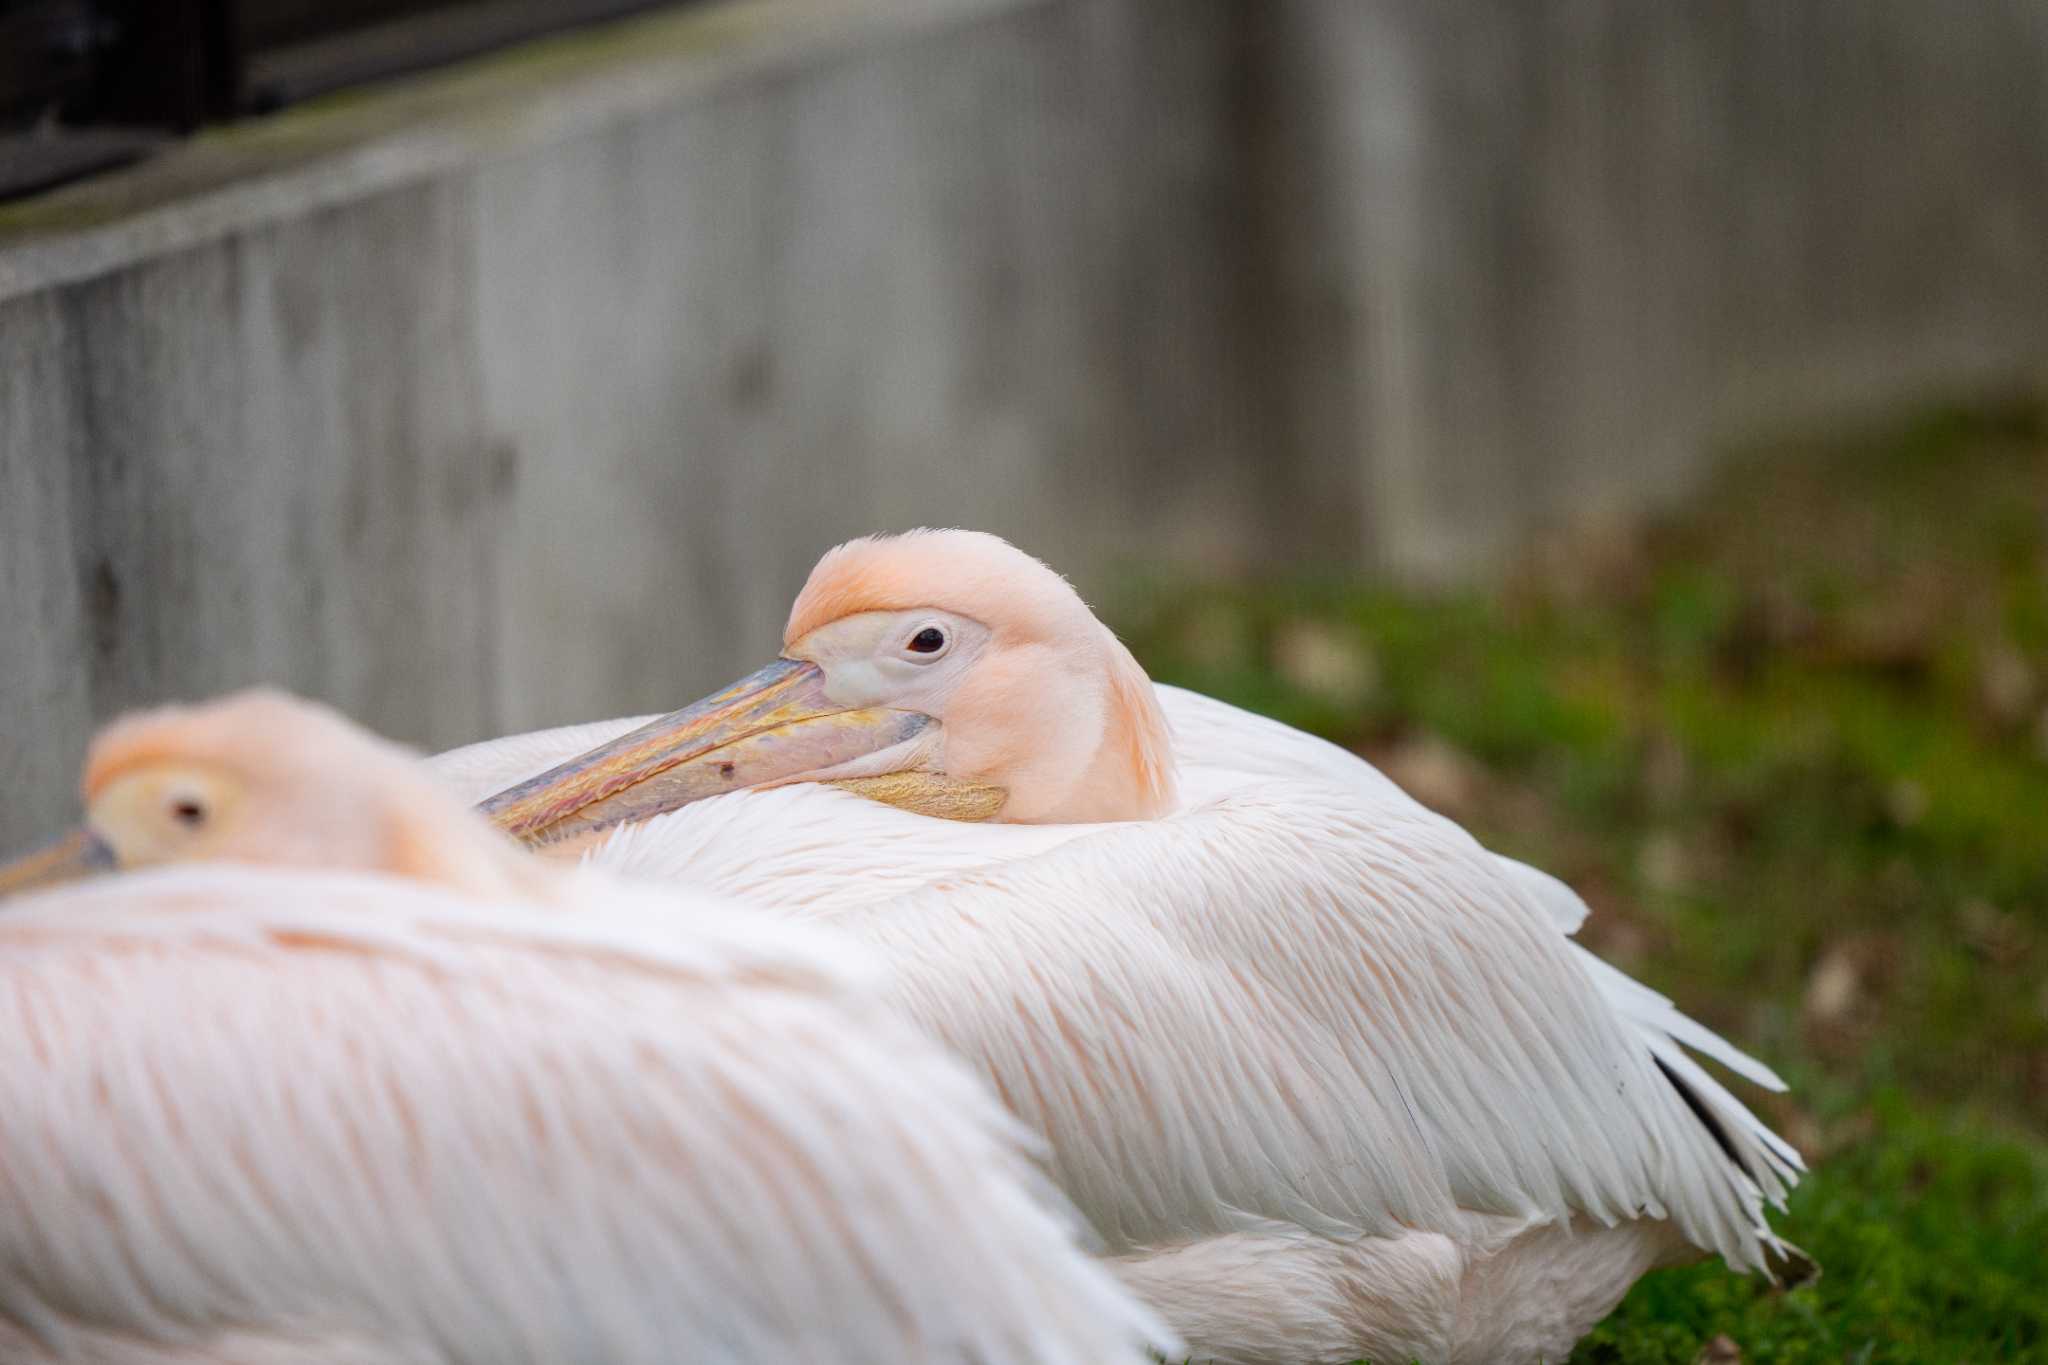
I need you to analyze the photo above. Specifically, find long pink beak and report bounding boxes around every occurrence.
[477,657,933,847]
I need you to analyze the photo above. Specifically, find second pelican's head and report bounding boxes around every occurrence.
[481,530,1177,845]
[0,690,535,901]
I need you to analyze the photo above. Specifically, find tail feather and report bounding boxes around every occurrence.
[1500,849,1809,1278]
[1641,1032,1804,1198]
[1566,942,1806,1275]
[1572,947,1790,1093]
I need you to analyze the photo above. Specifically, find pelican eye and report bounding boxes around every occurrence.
[168,796,208,829]
[908,627,947,654]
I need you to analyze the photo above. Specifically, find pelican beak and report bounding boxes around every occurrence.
[477,657,938,847]
[0,827,117,900]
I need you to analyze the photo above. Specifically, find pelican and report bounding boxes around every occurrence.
[0,690,1172,1365]
[446,530,1809,1365]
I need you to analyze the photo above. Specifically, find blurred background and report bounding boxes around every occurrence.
[2,1,2045,1358]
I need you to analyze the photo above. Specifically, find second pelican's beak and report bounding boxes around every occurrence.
[0,827,117,900]
[478,657,937,847]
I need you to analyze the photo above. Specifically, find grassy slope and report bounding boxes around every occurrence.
[1116,401,2048,1363]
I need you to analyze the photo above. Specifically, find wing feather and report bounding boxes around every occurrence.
[807,781,1797,1274]
[0,870,1170,1365]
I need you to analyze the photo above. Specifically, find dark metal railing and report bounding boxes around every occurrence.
[0,0,683,201]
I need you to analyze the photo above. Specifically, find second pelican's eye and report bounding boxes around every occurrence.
[908,627,947,654]
[168,796,208,829]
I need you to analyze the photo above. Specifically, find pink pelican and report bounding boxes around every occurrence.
[0,691,1173,1365]
[446,530,1808,1365]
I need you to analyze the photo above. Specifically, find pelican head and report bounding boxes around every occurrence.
[481,529,1177,845]
[0,689,534,900]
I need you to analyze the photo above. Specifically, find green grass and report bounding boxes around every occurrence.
[1116,398,2048,1362]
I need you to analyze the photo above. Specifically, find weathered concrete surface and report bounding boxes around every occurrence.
[1,186,508,845]
[3,0,2046,846]
[472,0,1264,727]
[1263,0,2048,574]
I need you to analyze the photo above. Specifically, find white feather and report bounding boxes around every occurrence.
[435,683,1806,1363]
[0,866,1172,1365]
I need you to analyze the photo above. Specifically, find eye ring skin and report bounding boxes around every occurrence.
[904,624,951,660]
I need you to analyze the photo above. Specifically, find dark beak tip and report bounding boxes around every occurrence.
[0,826,117,900]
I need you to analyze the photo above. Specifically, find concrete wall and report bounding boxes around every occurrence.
[3,0,2045,847]
[1260,0,2048,574]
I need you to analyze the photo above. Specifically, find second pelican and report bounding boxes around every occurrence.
[0,690,1173,1365]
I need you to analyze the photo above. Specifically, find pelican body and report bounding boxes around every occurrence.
[436,530,1808,1365]
[0,692,1171,1365]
